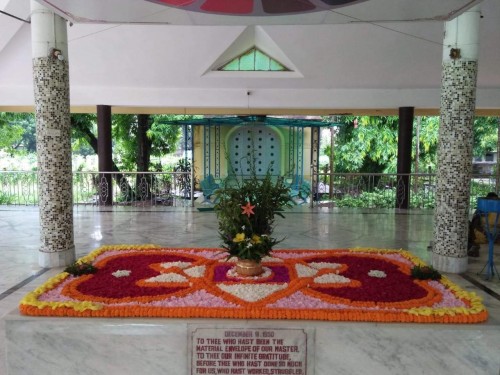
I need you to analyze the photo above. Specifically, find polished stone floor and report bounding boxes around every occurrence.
[1,206,499,374]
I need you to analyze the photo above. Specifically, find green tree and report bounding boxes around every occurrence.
[325,115,497,175]
[333,116,399,173]
[70,113,190,172]
[71,113,98,157]
[472,116,499,157]
[112,114,187,171]
[0,112,30,154]
[71,113,135,198]
[414,116,439,173]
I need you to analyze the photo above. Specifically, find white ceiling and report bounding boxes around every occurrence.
[0,0,498,114]
[37,0,481,25]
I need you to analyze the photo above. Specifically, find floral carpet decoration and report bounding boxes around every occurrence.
[20,245,488,323]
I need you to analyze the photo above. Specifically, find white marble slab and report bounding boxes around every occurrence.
[315,324,500,375]
[2,207,500,374]
[5,312,500,375]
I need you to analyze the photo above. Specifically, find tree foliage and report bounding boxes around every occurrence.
[1,112,499,178]
[71,113,97,156]
[0,112,32,154]
[325,115,497,174]
[113,114,188,170]
[413,116,439,173]
[69,113,194,171]
[333,116,400,173]
[473,116,499,157]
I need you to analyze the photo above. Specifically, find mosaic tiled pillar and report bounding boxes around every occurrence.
[31,1,75,267]
[432,7,480,273]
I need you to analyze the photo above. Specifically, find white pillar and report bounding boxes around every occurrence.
[442,7,480,62]
[31,1,69,59]
[31,0,75,267]
[432,6,481,273]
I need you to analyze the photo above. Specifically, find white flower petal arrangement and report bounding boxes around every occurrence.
[146,273,188,283]
[368,270,387,278]
[111,270,131,278]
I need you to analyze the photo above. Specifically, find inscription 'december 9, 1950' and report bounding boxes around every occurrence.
[190,328,307,375]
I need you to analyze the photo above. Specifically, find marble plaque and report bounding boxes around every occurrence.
[189,327,311,375]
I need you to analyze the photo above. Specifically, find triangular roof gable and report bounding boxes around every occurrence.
[218,47,289,71]
[203,26,302,77]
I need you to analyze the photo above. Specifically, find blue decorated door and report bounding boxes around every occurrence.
[228,125,281,177]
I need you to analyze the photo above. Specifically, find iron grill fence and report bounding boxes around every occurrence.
[311,172,497,209]
[0,171,193,207]
[0,170,498,210]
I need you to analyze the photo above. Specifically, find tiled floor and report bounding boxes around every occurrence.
[1,205,499,374]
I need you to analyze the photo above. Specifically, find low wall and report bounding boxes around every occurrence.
[4,310,500,375]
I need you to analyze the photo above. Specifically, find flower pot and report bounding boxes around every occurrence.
[235,259,263,276]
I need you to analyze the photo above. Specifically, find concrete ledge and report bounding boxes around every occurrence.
[5,310,500,375]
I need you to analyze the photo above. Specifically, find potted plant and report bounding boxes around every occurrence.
[214,160,294,276]
[410,265,441,280]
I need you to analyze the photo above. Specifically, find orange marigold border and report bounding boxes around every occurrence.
[19,245,489,323]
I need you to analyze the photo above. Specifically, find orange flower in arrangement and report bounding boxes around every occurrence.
[241,202,255,217]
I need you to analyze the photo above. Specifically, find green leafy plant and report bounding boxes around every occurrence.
[173,158,196,198]
[214,160,294,262]
[64,261,97,276]
[410,265,441,280]
[334,187,436,209]
[0,191,14,204]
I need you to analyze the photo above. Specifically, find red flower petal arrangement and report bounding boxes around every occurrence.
[20,245,488,323]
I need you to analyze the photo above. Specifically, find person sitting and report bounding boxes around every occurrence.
[468,192,499,257]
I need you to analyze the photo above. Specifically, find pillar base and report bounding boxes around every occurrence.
[431,252,468,274]
[39,247,75,268]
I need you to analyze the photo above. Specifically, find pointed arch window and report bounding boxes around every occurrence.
[218,47,290,72]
